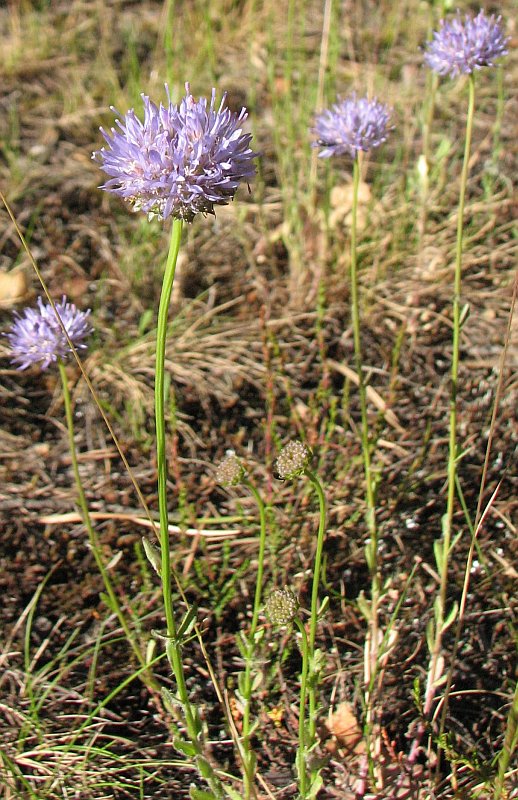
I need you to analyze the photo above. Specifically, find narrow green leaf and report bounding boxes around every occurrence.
[174,737,197,757]
[142,537,162,575]
[442,601,458,633]
[189,788,218,800]
[433,538,443,573]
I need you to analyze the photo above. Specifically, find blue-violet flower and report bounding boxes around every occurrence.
[93,84,257,222]
[313,93,392,159]
[424,10,508,78]
[7,296,92,370]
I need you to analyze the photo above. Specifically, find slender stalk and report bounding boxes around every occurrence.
[350,154,381,776]
[156,218,183,644]
[423,75,475,726]
[350,156,377,547]
[58,359,153,680]
[294,615,310,799]
[240,479,267,800]
[154,219,224,797]
[304,469,327,766]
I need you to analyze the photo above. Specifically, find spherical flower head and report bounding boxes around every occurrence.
[265,587,299,627]
[272,440,312,481]
[313,93,393,159]
[424,11,509,78]
[93,83,258,222]
[215,451,247,487]
[7,296,92,370]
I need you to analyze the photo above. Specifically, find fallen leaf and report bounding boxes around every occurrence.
[0,270,28,308]
[325,701,365,755]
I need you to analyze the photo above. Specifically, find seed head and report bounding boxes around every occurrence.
[93,83,258,222]
[265,587,299,627]
[215,452,246,487]
[7,296,92,371]
[272,440,312,481]
[424,11,509,79]
[313,93,393,159]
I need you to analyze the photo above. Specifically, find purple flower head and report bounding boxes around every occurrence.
[424,10,509,78]
[93,84,258,222]
[7,296,92,370]
[312,93,393,159]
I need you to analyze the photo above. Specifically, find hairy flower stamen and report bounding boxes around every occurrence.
[93,83,258,222]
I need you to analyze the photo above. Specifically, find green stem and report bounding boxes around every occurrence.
[156,218,183,644]
[294,615,310,799]
[350,156,377,546]
[246,481,268,642]
[350,155,381,774]
[240,480,267,800]
[58,360,152,679]
[304,469,326,747]
[426,75,475,720]
[154,221,224,798]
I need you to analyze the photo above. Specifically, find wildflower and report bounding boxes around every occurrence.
[215,451,247,487]
[313,93,392,159]
[424,10,508,79]
[265,587,299,627]
[7,296,92,370]
[272,440,312,481]
[93,84,257,222]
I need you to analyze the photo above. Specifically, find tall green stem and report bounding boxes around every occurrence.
[350,156,377,547]
[154,220,224,797]
[443,73,475,615]
[155,218,183,644]
[350,155,381,773]
[304,469,326,771]
[58,360,152,680]
[240,480,267,800]
[424,75,475,722]
[294,616,310,799]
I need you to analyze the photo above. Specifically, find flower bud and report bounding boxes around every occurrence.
[272,440,312,481]
[265,587,299,627]
[215,452,246,487]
